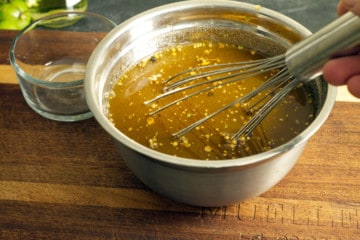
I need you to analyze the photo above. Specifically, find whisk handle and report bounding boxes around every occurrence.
[285,11,360,80]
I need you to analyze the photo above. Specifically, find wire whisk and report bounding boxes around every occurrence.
[145,12,360,141]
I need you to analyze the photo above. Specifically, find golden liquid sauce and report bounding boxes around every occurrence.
[108,42,315,160]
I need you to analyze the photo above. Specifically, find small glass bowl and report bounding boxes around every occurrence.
[10,11,116,122]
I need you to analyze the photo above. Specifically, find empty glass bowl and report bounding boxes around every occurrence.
[10,11,116,122]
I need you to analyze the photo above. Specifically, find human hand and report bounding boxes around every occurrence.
[337,0,360,15]
[322,0,360,97]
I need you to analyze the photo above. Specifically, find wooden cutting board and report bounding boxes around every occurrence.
[1,30,360,240]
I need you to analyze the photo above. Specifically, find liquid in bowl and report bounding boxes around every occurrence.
[108,41,316,160]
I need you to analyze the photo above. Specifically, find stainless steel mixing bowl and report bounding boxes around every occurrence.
[85,0,337,206]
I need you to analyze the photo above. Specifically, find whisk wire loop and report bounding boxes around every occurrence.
[233,73,298,139]
[170,61,291,138]
[245,67,294,112]
[144,54,290,139]
[164,55,285,91]
[145,55,286,118]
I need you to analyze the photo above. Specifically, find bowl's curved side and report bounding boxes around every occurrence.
[114,139,307,206]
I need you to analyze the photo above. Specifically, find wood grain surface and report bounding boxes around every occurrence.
[1,30,360,240]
